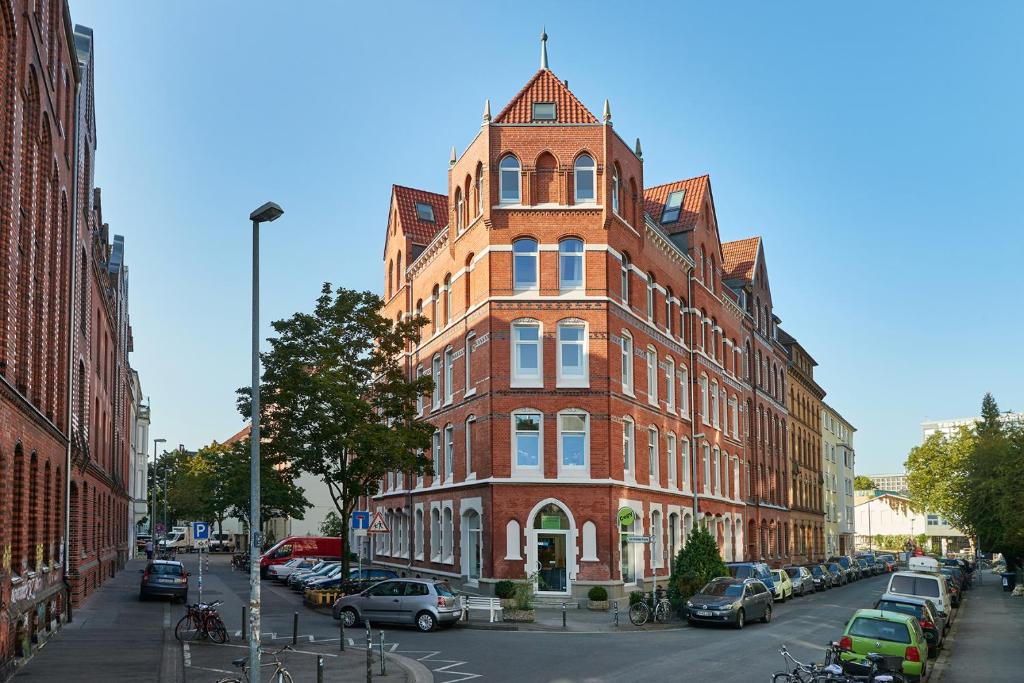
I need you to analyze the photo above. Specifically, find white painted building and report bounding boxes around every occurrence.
[921,412,1024,441]
[128,370,150,557]
[822,403,856,555]
[854,493,969,554]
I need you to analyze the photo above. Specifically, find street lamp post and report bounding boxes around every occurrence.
[152,438,166,542]
[248,201,283,683]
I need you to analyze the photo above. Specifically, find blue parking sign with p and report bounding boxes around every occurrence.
[193,522,210,540]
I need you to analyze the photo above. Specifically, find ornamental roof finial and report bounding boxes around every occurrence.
[540,26,548,69]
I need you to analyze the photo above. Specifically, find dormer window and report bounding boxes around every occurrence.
[532,102,556,121]
[661,190,685,224]
[415,202,435,222]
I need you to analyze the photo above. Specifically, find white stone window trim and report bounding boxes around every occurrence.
[620,330,634,396]
[556,319,590,389]
[511,407,544,477]
[510,318,543,388]
[646,346,658,407]
[556,408,591,478]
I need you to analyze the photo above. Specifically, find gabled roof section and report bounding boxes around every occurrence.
[392,185,449,245]
[643,175,708,232]
[722,236,761,283]
[494,69,599,124]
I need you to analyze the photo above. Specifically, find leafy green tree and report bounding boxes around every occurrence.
[218,438,311,533]
[853,475,876,491]
[238,285,434,576]
[319,511,343,536]
[667,526,728,613]
[905,429,973,535]
[976,392,1002,440]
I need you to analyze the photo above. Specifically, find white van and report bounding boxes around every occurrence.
[886,570,953,629]
[908,556,940,573]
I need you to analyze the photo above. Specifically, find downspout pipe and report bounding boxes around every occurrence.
[686,269,699,524]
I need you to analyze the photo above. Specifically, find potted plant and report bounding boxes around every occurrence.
[504,576,536,622]
[495,580,516,610]
[587,586,609,611]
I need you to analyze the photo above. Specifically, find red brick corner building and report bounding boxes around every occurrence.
[1,4,137,674]
[368,37,827,600]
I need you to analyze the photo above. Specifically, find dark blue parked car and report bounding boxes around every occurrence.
[725,562,776,593]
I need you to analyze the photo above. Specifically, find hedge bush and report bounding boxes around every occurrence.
[495,580,516,599]
[587,586,608,601]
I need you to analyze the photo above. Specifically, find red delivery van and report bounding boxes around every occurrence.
[260,536,343,578]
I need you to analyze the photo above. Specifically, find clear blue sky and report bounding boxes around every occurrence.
[71,1,1023,473]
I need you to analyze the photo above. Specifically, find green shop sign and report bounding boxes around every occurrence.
[616,506,636,527]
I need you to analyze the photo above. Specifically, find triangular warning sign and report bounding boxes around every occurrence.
[367,511,390,534]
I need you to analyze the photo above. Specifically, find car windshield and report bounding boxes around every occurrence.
[891,575,941,598]
[877,601,923,619]
[701,581,743,597]
[810,566,823,576]
[772,571,785,581]
[149,563,183,576]
[728,565,754,580]
[434,583,454,598]
[849,617,911,644]
[785,567,800,578]
[828,563,841,572]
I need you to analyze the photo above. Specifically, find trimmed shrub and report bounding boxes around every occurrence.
[495,580,516,599]
[587,586,608,602]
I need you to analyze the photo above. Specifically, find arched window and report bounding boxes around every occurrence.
[475,162,484,213]
[647,426,660,485]
[646,346,658,406]
[574,154,595,203]
[646,273,655,321]
[499,155,520,203]
[665,287,674,334]
[666,432,677,486]
[430,508,442,560]
[512,238,538,290]
[443,346,454,404]
[464,254,474,309]
[651,508,663,568]
[454,187,464,233]
[559,238,584,290]
[611,164,621,213]
[431,355,441,409]
[431,284,439,334]
[465,415,476,476]
[711,379,720,428]
[679,364,689,416]
[620,330,634,394]
[622,417,635,477]
[665,357,675,411]
[620,253,631,304]
[443,274,452,324]
[700,374,709,424]
[387,259,393,299]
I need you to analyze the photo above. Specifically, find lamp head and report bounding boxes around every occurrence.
[250,201,284,223]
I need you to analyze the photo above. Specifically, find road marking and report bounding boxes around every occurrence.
[389,643,399,652]
[182,643,191,667]
[400,649,482,683]
[163,603,171,629]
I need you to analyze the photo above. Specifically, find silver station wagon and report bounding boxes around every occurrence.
[332,578,462,632]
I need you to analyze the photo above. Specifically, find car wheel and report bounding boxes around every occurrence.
[416,611,437,632]
[341,608,359,628]
[762,604,772,623]
[734,609,745,630]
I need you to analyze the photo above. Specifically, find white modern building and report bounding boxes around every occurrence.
[854,493,969,554]
[822,403,856,555]
[866,473,908,494]
[128,370,151,557]
[921,412,1024,441]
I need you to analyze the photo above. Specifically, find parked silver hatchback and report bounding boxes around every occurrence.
[333,578,461,632]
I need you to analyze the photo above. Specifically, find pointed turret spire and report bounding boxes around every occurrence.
[450,146,457,166]
[482,98,491,124]
[540,26,548,69]
[603,99,611,124]
[634,137,643,159]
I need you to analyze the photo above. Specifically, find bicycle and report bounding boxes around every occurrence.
[628,586,671,626]
[175,600,228,644]
[771,643,906,683]
[216,644,294,683]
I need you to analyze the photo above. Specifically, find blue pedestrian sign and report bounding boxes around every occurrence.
[351,511,370,530]
[192,522,210,540]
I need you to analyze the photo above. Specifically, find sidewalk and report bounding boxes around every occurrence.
[184,639,431,682]
[14,558,183,682]
[937,571,1024,682]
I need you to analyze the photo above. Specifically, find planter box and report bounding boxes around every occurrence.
[503,609,535,622]
[499,598,516,611]
[587,600,609,611]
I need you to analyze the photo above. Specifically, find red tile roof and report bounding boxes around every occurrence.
[643,175,709,232]
[721,236,761,282]
[224,424,250,445]
[393,185,448,245]
[494,69,599,124]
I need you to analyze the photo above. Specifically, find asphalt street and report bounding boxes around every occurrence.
[176,554,907,683]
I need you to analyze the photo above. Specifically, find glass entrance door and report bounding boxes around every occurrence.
[537,533,567,593]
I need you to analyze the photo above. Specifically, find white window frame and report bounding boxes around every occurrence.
[558,238,585,291]
[611,167,620,214]
[648,426,659,486]
[646,346,658,406]
[432,355,441,410]
[557,409,590,478]
[620,255,630,304]
[621,331,634,395]
[512,409,543,476]
[465,332,476,396]
[700,374,709,425]
[711,380,720,429]
[666,432,677,487]
[646,274,655,321]
[432,430,441,486]
[679,365,689,417]
[712,447,720,495]
[681,439,690,491]
[665,357,675,411]
[702,443,710,493]
[444,277,452,323]
[622,417,635,481]
[512,238,539,291]
[444,346,454,405]
[556,320,589,388]
[573,154,596,204]
[416,365,424,415]
[651,508,663,568]
[511,320,543,388]
[499,155,521,204]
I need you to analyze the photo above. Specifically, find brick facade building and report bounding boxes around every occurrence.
[0,4,136,675]
[363,39,832,601]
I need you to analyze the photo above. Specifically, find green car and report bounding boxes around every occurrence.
[839,609,929,681]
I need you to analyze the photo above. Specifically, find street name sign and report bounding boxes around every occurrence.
[625,534,652,543]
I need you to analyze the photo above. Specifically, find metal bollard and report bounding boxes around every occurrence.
[292,611,298,645]
[317,655,324,683]
[562,602,567,628]
[365,621,372,683]
[614,601,619,627]
[340,614,345,651]
[241,606,247,640]
[380,630,386,675]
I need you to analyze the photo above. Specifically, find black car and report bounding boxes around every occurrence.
[807,564,832,591]
[856,558,874,577]
[826,562,847,586]
[829,555,858,581]
[686,577,773,629]
[139,560,189,602]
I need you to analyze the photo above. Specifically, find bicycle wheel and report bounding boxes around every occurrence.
[214,678,243,683]
[207,615,228,644]
[273,670,294,683]
[628,602,649,626]
[654,600,671,624]
[174,613,201,642]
